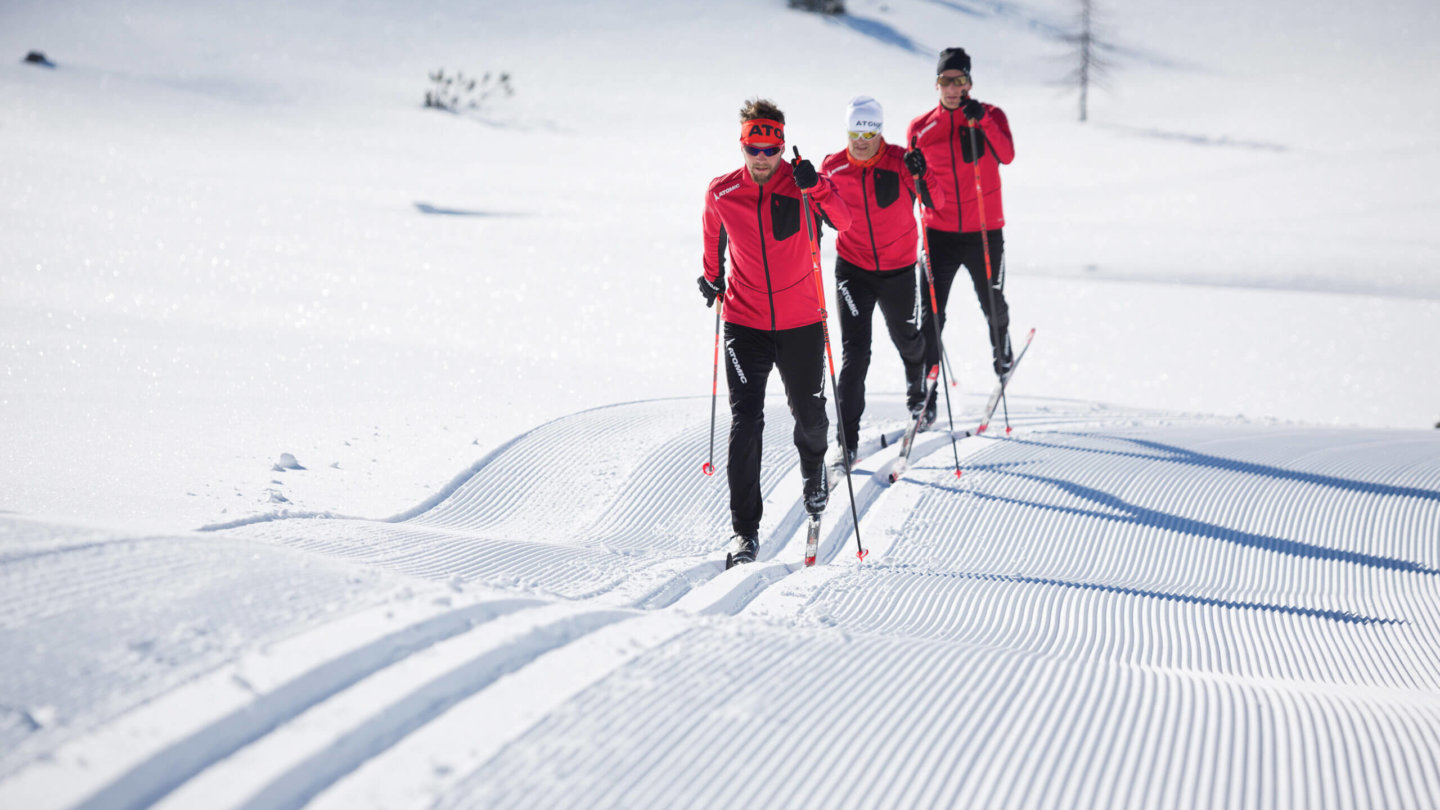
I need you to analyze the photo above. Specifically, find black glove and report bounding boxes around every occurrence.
[792,159,818,190]
[903,148,927,178]
[961,98,986,122]
[698,275,725,307]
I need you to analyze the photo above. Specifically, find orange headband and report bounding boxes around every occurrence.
[740,118,785,146]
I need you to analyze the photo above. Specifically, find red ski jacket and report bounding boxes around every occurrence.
[906,102,1014,233]
[820,143,946,271]
[702,160,853,331]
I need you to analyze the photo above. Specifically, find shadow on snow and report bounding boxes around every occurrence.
[1008,433,1440,505]
[915,0,1193,69]
[822,13,934,57]
[413,202,532,218]
[866,564,1401,625]
[941,462,1440,576]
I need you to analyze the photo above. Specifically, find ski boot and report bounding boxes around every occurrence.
[993,345,1014,380]
[917,399,937,433]
[905,364,927,415]
[826,442,856,475]
[725,533,758,569]
[802,464,829,516]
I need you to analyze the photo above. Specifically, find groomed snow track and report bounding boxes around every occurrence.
[3,397,1439,809]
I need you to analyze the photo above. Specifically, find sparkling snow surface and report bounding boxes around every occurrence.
[3,0,1439,808]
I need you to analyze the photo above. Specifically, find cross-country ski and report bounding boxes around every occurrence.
[802,514,822,566]
[977,327,1035,435]
[889,364,940,483]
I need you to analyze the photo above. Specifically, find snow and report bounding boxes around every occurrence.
[2,0,1440,807]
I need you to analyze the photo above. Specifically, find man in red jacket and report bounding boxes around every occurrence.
[820,95,945,468]
[907,47,1016,428]
[698,98,852,568]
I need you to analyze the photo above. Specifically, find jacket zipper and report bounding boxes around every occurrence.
[948,107,964,233]
[863,167,880,270]
[756,185,777,331]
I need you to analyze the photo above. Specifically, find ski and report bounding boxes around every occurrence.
[803,515,822,566]
[977,327,1036,435]
[889,364,941,484]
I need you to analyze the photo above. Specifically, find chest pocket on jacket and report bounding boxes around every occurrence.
[771,193,801,242]
[873,169,900,208]
[959,130,987,164]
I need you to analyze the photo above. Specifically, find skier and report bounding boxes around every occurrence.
[698,98,853,568]
[906,47,1016,429]
[820,95,945,470]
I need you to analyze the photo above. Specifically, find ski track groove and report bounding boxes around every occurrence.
[226,608,631,810]
[72,598,543,810]
[0,534,414,783]
[6,400,1440,809]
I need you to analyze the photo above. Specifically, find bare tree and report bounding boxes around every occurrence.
[1061,0,1114,122]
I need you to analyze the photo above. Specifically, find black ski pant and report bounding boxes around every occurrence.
[724,321,828,539]
[922,228,1011,384]
[835,257,927,452]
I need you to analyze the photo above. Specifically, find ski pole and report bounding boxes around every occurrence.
[912,136,963,479]
[795,146,866,562]
[942,344,958,388]
[964,103,1013,433]
[702,297,722,476]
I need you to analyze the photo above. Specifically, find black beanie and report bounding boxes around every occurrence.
[937,47,971,75]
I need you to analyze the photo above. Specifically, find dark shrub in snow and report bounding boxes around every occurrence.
[424,69,513,113]
[788,0,845,14]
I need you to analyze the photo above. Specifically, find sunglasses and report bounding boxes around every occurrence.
[743,145,783,156]
[847,130,880,140]
[937,74,972,88]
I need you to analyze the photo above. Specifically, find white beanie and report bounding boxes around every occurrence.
[846,95,883,134]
